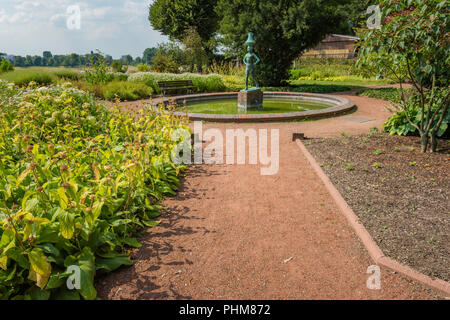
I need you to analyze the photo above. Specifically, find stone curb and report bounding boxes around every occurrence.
[152,92,356,123]
[295,139,450,297]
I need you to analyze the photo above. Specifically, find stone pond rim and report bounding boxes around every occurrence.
[151,92,356,123]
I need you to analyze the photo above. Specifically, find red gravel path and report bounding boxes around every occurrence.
[96,88,441,299]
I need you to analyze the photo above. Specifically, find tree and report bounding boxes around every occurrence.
[149,0,218,55]
[122,54,133,66]
[216,0,345,86]
[43,51,52,59]
[182,27,209,72]
[142,48,157,64]
[356,0,449,152]
[14,56,25,67]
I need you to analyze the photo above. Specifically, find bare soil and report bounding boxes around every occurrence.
[306,133,450,282]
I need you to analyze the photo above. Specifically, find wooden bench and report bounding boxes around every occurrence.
[157,80,196,96]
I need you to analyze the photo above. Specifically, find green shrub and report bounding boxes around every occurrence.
[111,73,129,82]
[102,81,153,101]
[358,88,407,103]
[137,64,151,72]
[54,70,83,81]
[85,55,113,85]
[383,89,449,138]
[111,60,126,73]
[0,80,188,300]
[0,70,55,87]
[0,59,14,73]
[129,72,226,94]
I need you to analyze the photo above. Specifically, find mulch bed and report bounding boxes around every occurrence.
[306,133,450,283]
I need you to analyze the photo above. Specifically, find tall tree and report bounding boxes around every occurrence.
[43,51,52,59]
[142,48,157,64]
[217,0,346,86]
[149,0,218,54]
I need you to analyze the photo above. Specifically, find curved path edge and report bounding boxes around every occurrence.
[295,139,450,297]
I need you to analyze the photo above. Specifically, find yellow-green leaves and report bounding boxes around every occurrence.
[16,166,32,187]
[57,209,75,240]
[57,187,69,210]
[27,248,51,289]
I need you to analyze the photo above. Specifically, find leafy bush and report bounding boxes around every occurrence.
[150,55,180,74]
[358,88,407,103]
[0,59,14,73]
[0,80,188,299]
[54,70,83,81]
[111,61,126,73]
[356,0,449,152]
[128,72,226,94]
[111,73,129,82]
[136,64,151,72]
[102,81,153,101]
[84,55,113,85]
[383,89,450,138]
[0,70,55,87]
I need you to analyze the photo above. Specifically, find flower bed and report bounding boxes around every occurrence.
[0,80,189,299]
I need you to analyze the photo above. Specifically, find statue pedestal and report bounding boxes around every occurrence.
[238,88,263,110]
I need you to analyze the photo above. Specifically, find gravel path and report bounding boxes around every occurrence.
[96,87,442,299]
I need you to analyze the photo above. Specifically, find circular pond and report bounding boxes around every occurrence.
[154,92,356,123]
[186,98,330,114]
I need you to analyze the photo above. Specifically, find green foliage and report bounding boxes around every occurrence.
[151,55,180,74]
[0,70,55,87]
[358,88,410,103]
[0,80,188,299]
[0,59,14,73]
[216,0,344,86]
[129,72,225,94]
[150,42,186,73]
[142,48,157,65]
[149,0,218,54]
[137,64,151,72]
[84,54,113,85]
[383,89,450,138]
[356,0,450,152]
[182,27,209,73]
[53,70,83,82]
[111,61,126,73]
[102,81,153,101]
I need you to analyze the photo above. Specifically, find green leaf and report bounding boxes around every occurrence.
[26,286,51,300]
[27,248,52,289]
[76,247,97,300]
[96,254,133,273]
[52,287,81,300]
[123,237,142,248]
[57,187,69,210]
[57,209,75,240]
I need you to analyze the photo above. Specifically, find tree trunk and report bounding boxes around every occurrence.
[430,132,438,152]
[421,133,429,153]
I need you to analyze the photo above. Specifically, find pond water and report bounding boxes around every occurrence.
[182,98,330,114]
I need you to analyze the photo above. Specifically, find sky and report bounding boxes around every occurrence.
[0,0,168,59]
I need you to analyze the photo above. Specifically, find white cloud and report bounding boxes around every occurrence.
[0,0,166,58]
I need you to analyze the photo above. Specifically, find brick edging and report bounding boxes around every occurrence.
[295,139,450,297]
